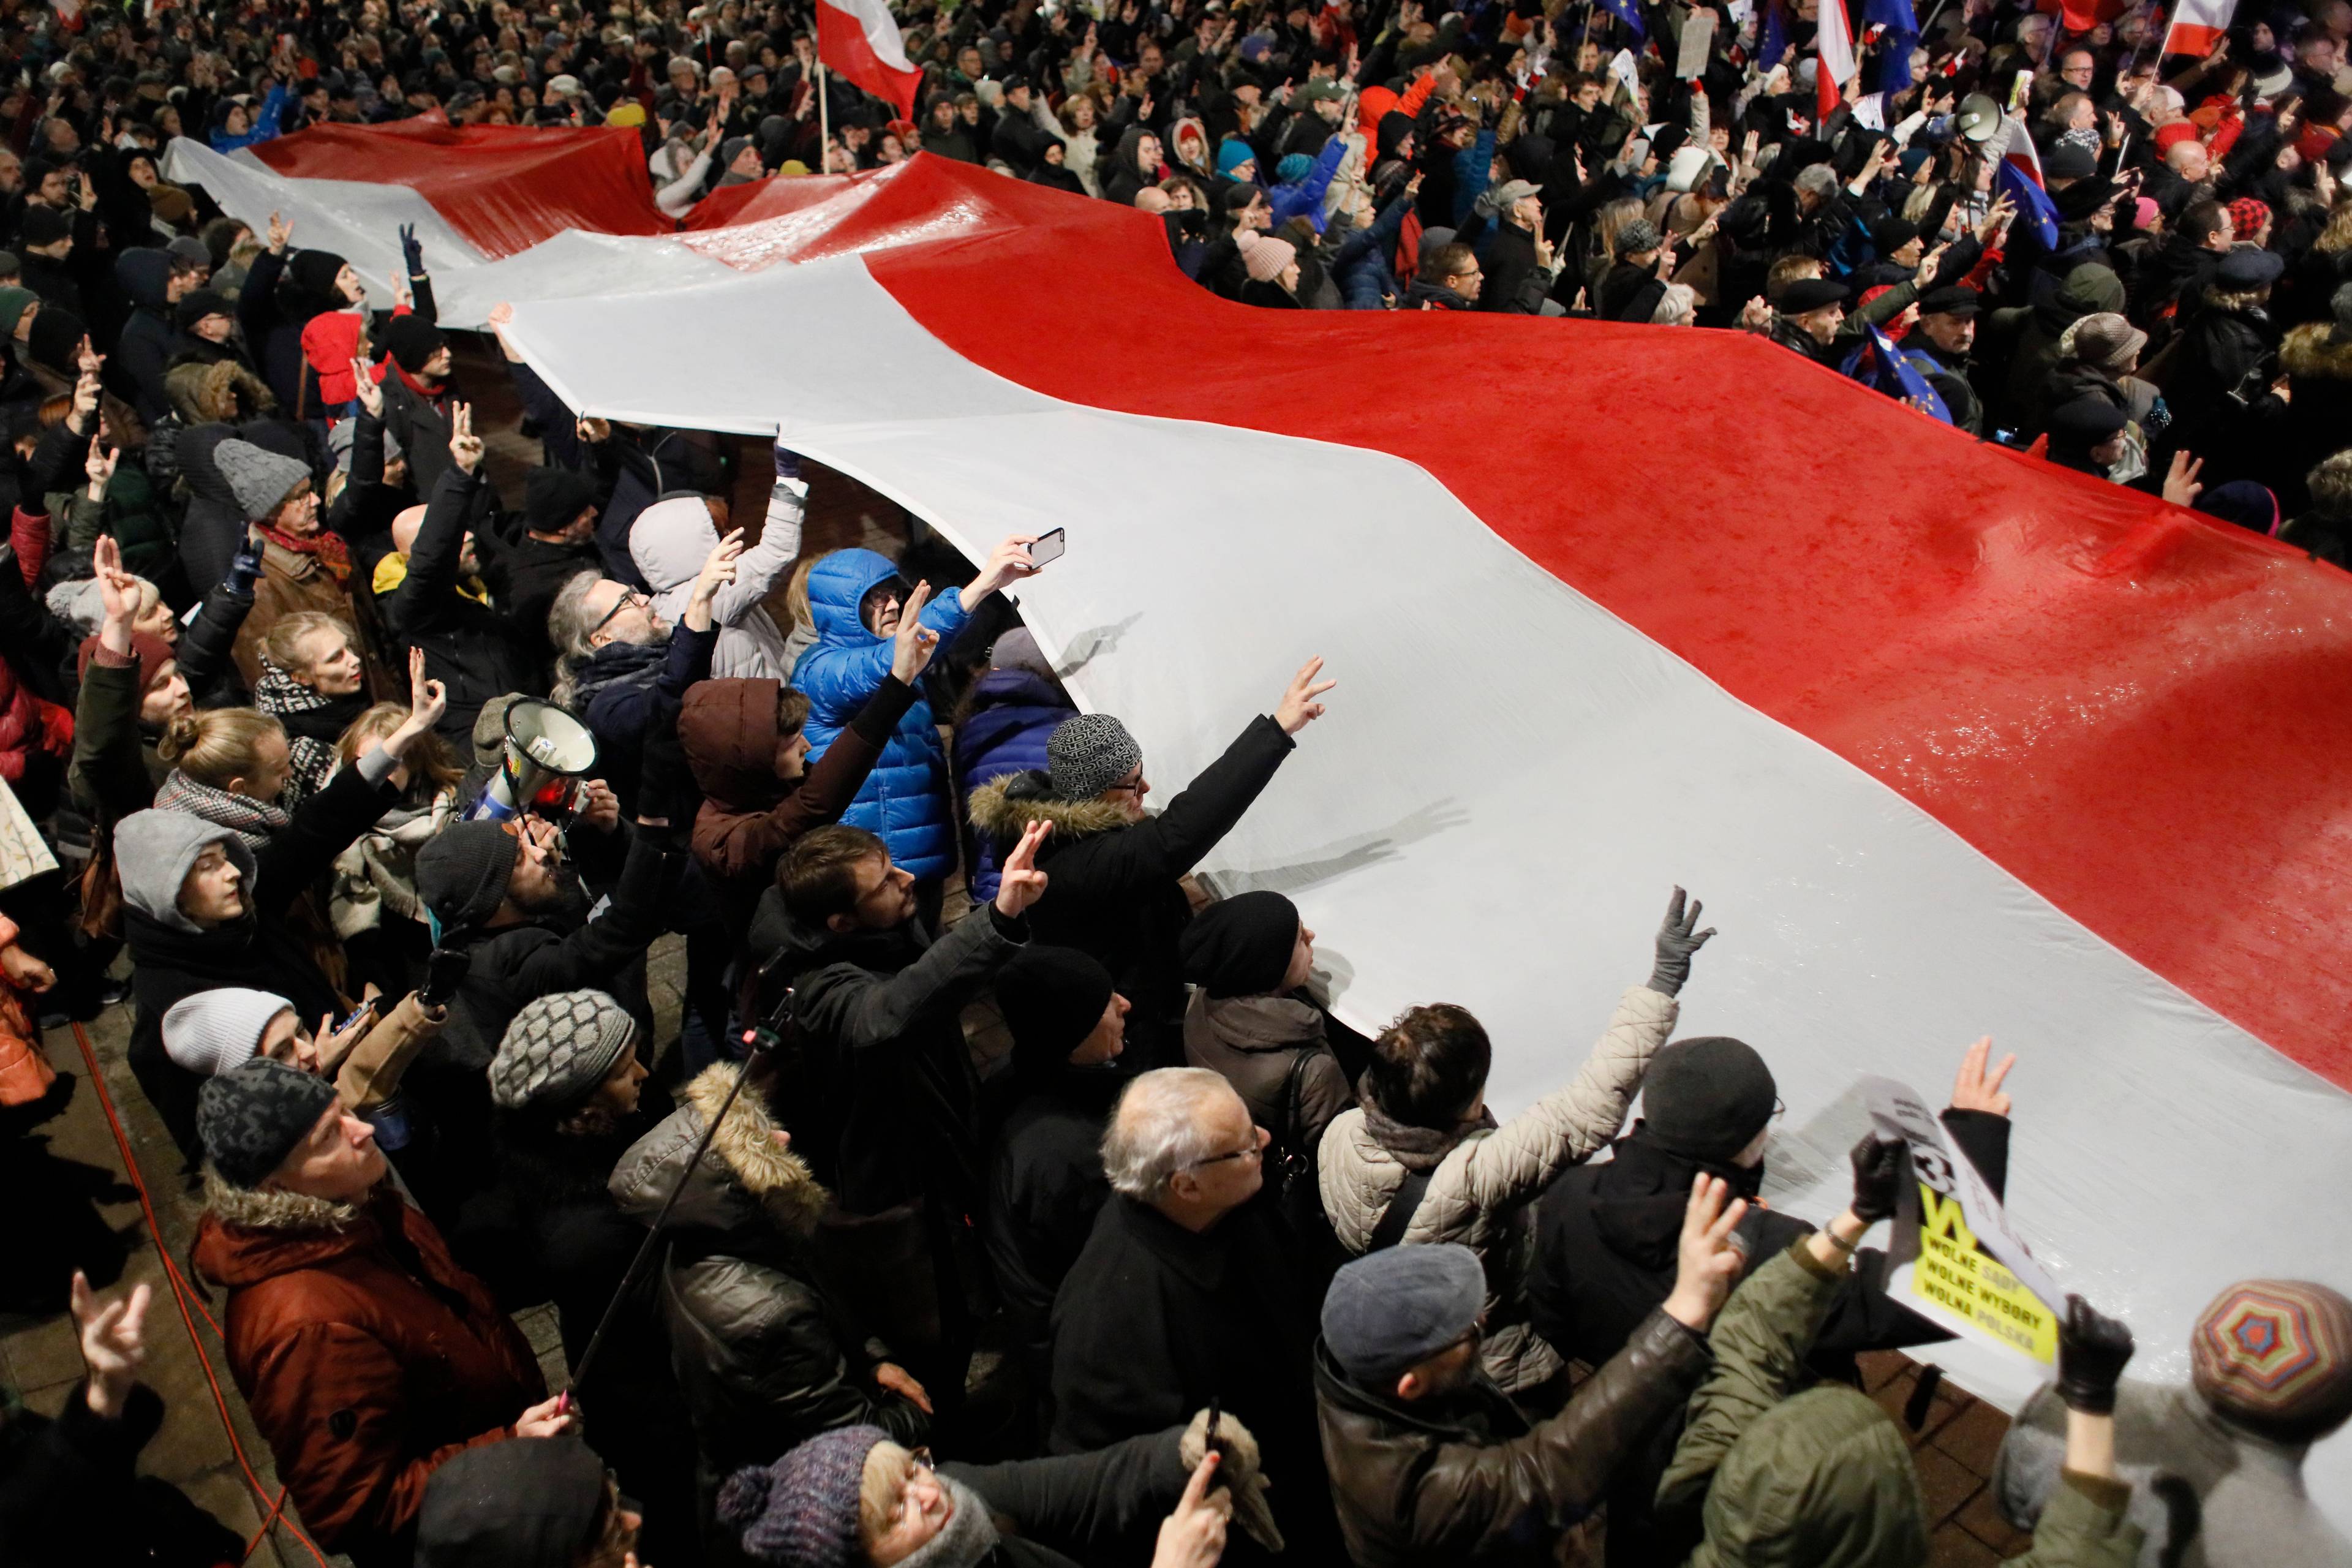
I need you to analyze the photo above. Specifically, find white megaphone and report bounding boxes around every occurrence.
[467,699,600,823]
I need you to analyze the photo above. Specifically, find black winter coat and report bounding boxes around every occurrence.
[0,1381,243,1568]
[1049,1194,1323,1539]
[383,469,537,745]
[943,1427,1196,1568]
[984,1067,1119,1388]
[965,714,1294,1065]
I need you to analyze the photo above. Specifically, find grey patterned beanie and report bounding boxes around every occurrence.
[488,989,637,1110]
[213,438,313,523]
[1047,713,1142,802]
[197,1058,340,1187]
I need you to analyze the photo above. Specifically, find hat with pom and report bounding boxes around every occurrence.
[718,1425,888,1568]
[1240,230,1297,282]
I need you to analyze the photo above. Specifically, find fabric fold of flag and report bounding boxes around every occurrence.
[816,0,922,118]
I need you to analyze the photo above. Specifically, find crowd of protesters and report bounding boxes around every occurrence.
[1,0,2350,1565]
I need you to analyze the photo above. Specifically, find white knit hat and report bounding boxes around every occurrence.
[164,987,296,1077]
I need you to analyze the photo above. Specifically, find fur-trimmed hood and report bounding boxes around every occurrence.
[967,772,1132,845]
[2280,322,2352,382]
[607,1063,830,1240]
[200,1167,363,1233]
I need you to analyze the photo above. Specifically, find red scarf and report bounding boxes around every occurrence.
[258,522,353,584]
[391,360,447,405]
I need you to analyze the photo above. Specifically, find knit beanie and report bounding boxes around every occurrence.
[998,946,1115,1074]
[1275,151,1313,183]
[0,285,35,339]
[326,416,403,473]
[718,1425,889,1568]
[175,288,232,330]
[1179,889,1300,998]
[19,205,70,249]
[164,987,295,1077]
[287,249,350,300]
[1216,137,1257,177]
[472,694,528,772]
[197,1058,341,1188]
[76,630,176,690]
[26,304,86,375]
[2192,1280,2352,1443]
[489,989,638,1110]
[524,466,598,535]
[1322,1242,1486,1385]
[1616,217,1664,257]
[382,314,450,374]
[989,627,1055,681]
[2226,195,2271,239]
[1240,231,1297,284]
[1046,712,1142,802]
[213,438,312,523]
[1640,1036,1777,1162]
[415,820,521,933]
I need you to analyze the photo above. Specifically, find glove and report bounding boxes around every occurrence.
[1180,1406,1283,1554]
[2056,1294,2134,1415]
[1472,182,1508,219]
[226,540,265,597]
[1849,1133,1907,1223]
[772,439,802,480]
[1647,886,1716,997]
[418,948,471,1011]
[398,221,425,277]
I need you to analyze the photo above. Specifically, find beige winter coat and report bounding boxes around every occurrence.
[1317,982,1676,1392]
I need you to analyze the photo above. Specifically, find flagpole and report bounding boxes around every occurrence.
[816,40,831,172]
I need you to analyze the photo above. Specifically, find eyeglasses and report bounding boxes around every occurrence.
[589,587,649,638]
[1189,1136,1265,1170]
[1772,1098,1787,1122]
[1104,773,1146,796]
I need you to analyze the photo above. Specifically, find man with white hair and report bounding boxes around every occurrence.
[1049,1066,1335,1554]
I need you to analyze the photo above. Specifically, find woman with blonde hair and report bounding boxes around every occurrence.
[255,610,372,807]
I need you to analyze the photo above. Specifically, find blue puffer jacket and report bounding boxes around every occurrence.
[951,669,1075,902]
[791,549,971,881]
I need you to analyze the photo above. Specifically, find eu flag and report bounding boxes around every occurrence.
[1841,322,1953,424]
[1994,156,2062,251]
[1757,0,1790,70]
[1861,0,1917,94]
[1597,0,1646,43]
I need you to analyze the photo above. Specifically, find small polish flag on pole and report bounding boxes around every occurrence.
[1817,0,1859,124]
[815,0,922,119]
[2163,0,2237,56]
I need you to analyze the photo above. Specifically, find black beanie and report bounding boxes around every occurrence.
[416,1434,609,1568]
[26,305,86,375]
[415,820,520,934]
[998,945,1115,1074]
[286,248,349,299]
[1641,1036,1777,1162]
[1178,890,1299,998]
[524,467,598,535]
[197,1058,342,1188]
[382,314,450,373]
[175,288,232,330]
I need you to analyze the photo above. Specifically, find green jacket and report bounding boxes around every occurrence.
[1659,1240,2144,1568]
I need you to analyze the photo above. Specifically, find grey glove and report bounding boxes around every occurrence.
[1648,885,1716,997]
[1181,1406,1283,1553]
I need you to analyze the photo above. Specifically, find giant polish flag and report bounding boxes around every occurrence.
[815,0,921,118]
[1817,0,1858,124]
[165,131,2352,1499]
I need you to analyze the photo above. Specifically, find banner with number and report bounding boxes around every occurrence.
[1865,1077,2061,1366]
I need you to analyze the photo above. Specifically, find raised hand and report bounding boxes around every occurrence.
[1648,885,1716,997]
[873,1360,932,1414]
[268,209,294,253]
[964,533,1041,605]
[1948,1035,2015,1116]
[890,579,940,683]
[351,355,385,418]
[403,645,448,734]
[2056,1294,2135,1414]
[514,1393,576,1438]
[70,1270,151,1419]
[692,528,745,606]
[1849,1133,1908,1223]
[994,818,1053,919]
[93,536,138,626]
[448,401,483,473]
[1152,1452,1234,1568]
[85,435,118,491]
[398,220,425,276]
[1661,1173,1749,1330]
[1273,655,1335,734]
[2163,451,2204,508]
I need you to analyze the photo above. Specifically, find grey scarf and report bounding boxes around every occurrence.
[899,1474,1002,1568]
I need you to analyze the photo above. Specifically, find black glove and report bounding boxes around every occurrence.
[399,221,425,278]
[419,948,470,1010]
[1647,885,1716,997]
[226,539,265,597]
[1849,1133,1908,1223]
[2057,1294,2134,1415]
[773,438,802,480]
